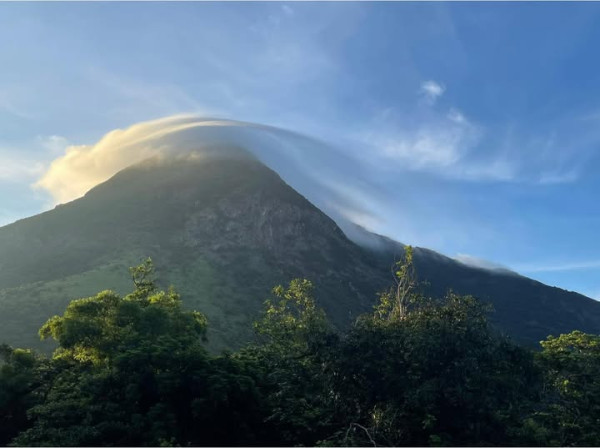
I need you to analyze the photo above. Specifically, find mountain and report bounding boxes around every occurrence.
[1,148,599,352]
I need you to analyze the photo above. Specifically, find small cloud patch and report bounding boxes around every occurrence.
[420,80,445,104]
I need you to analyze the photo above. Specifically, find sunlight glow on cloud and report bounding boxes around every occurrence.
[31,113,587,265]
[34,115,399,252]
[3,3,599,299]
[35,116,269,204]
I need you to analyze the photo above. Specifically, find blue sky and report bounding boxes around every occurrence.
[2,2,600,298]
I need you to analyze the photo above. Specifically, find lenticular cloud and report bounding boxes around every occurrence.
[36,116,288,204]
[34,115,385,241]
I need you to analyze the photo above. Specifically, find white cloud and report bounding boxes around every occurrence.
[353,102,592,185]
[513,259,600,274]
[85,68,210,119]
[455,253,512,272]
[281,5,294,17]
[31,113,592,271]
[458,158,516,182]
[447,108,466,124]
[35,116,266,204]
[378,130,464,169]
[0,90,32,120]
[0,155,45,182]
[35,115,375,212]
[33,115,396,252]
[38,135,70,155]
[354,107,517,181]
[420,80,445,104]
[537,169,579,185]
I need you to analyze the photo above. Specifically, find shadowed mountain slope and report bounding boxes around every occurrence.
[1,149,599,351]
[0,150,388,351]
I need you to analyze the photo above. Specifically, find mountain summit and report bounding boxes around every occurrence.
[1,150,599,351]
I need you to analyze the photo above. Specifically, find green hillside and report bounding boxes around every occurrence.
[0,152,388,352]
[1,150,599,352]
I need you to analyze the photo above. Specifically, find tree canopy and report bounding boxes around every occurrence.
[0,254,599,446]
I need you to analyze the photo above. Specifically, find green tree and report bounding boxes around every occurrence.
[374,246,422,321]
[6,254,598,447]
[323,248,541,446]
[14,259,269,446]
[530,331,600,446]
[247,279,339,446]
[0,345,49,445]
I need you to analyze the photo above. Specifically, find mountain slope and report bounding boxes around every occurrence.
[0,151,389,352]
[1,150,599,352]
[350,225,600,344]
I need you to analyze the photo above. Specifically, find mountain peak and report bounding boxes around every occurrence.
[0,153,599,352]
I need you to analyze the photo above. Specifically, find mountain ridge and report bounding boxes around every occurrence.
[1,151,599,352]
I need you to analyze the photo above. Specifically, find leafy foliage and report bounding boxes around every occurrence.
[320,251,541,446]
[1,255,600,446]
[525,331,600,446]
[249,279,339,446]
[9,259,269,446]
[0,346,47,445]
[374,246,421,321]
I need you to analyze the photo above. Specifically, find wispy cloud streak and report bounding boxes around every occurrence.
[514,260,600,273]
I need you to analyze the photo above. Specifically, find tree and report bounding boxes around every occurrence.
[530,331,600,446]
[0,345,48,445]
[247,279,339,446]
[323,247,541,446]
[14,259,269,446]
[374,246,422,321]
[5,255,598,447]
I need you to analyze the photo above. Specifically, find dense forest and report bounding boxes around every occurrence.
[1,250,599,446]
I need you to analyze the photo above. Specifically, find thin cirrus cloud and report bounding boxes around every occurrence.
[365,118,480,171]
[513,259,600,274]
[354,86,592,185]
[353,102,518,182]
[38,135,70,155]
[345,79,525,183]
[0,154,45,182]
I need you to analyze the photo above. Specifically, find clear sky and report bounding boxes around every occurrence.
[2,2,600,299]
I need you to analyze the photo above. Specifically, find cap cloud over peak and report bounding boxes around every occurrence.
[34,115,387,245]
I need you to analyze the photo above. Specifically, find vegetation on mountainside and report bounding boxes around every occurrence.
[2,156,600,356]
[1,253,600,446]
[0,157,389,354]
